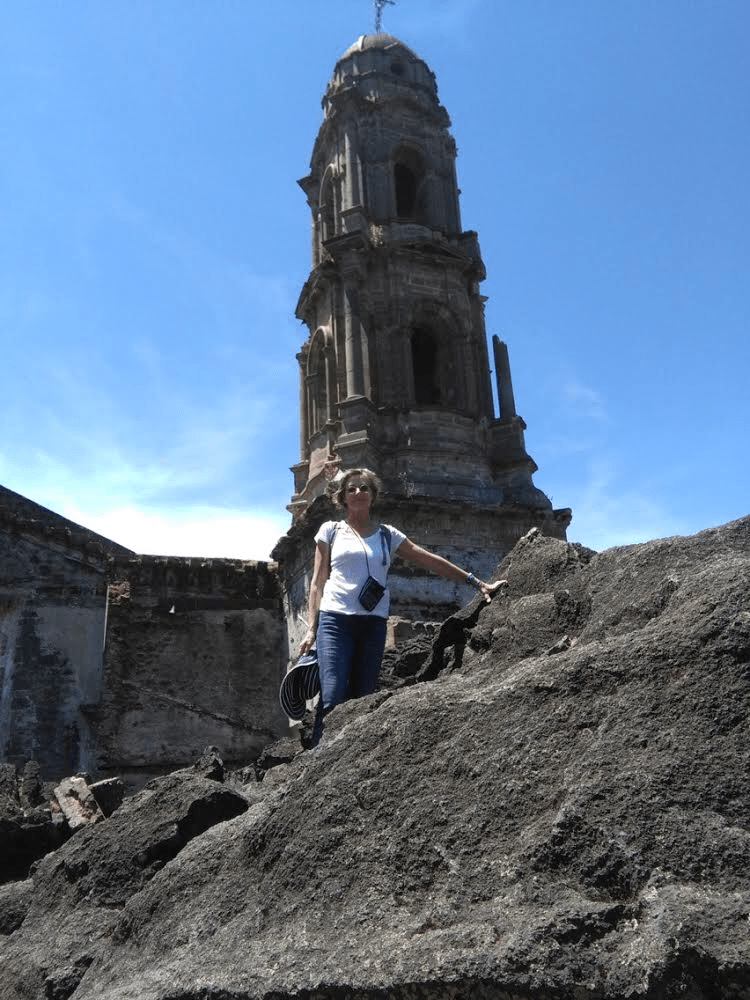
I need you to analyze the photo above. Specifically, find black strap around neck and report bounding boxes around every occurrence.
[328,521,391,572]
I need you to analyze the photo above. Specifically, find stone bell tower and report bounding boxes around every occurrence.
[274,34,570,642]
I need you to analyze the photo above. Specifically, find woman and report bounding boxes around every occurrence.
[299,468,507,723]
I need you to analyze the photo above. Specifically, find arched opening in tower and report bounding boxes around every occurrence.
[395,163,418,218]
[411,326,441,405]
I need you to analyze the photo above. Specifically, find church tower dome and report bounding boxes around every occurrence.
[275,33,570,635]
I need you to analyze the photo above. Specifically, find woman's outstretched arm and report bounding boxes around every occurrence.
[396,538,507,604]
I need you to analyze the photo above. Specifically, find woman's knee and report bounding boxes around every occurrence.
[350,617,387,698]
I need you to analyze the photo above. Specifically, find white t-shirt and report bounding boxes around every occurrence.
[315,520,407,618]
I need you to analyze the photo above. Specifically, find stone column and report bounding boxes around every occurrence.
[324,336,335,422]
[493,336,517,421]
[449,155,462,233]
[343,282,365,398]
[344,124,361,208]
[297,351,309,458]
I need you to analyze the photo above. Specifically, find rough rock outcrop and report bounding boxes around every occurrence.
[0,749,251,998]
[1,517,749,1000]
[0,762,68,884]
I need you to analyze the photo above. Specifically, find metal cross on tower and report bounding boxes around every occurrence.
[374,0,395,33]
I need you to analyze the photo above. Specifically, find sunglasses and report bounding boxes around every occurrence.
[346,484,371,493]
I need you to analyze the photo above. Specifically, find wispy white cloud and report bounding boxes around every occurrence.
[561,458,691,551]
[1,175,299,506]
[1,433,293,561]
[557,366,609,424]
[60,502,290,561]
[532,366,689,550]
[4,377,284,505]
[527,362,610,464]
[102,189,301,343]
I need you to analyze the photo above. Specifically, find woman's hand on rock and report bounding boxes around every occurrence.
[480,579,508,603]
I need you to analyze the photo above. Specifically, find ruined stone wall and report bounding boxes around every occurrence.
[0,488,128,778]
[93,555,287,790]
[1,486,289,790]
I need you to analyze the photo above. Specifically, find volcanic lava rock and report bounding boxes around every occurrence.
[1,517,749,999]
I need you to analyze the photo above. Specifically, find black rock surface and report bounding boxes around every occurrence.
[1,518,748,1000]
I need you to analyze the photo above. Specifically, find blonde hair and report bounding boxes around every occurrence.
[332,468,383,509]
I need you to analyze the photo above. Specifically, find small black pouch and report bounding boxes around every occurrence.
[358,575,385,611]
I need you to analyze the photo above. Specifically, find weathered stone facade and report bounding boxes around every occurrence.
[95,553,285,790]
[0,487,130,780]
[274,34,571,651]
[0,486,287,789]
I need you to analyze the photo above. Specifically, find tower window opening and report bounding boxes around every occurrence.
[395,163,418,218]
[411,327,441,405]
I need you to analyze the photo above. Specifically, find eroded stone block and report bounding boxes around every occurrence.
[53,776,105,831]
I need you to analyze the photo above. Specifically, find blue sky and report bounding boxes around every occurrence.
[1,0,748,560]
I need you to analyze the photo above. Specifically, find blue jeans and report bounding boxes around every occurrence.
[316,611,387,712]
